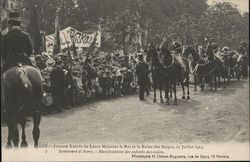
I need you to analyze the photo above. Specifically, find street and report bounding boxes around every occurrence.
[1,79,249,146]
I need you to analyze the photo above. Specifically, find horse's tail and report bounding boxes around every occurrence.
[18,68,33,95]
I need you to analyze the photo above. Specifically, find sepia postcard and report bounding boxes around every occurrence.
[1,0,249,161]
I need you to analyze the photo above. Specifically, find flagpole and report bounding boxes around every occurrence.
[83,21,100,65]
[40,1,46,52]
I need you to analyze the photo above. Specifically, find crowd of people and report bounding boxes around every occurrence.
[38,50,142,112]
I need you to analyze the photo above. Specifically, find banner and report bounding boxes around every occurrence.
[46,27,101,54]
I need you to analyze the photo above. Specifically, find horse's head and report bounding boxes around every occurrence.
[183,46,200,62]
[159,44,172,66]
[183,46,193,57]
[146,45,160,66]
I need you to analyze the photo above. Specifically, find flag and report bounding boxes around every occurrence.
[85,31,98,57]
[0,0,8,35]
[53,11,61,54]
[40,4,46,52]
[85,23,100,58]
[71,40,77,57]
[27,5,42,55]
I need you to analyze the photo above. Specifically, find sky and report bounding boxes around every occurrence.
[207,0,249,13]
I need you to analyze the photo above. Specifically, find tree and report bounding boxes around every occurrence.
[19,0,248,52]
[203,2,248,47]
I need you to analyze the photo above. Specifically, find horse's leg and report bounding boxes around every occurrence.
[231,67,235,78]
[194,74,197,92]
[159,81,164,103]
[20,117,28,147]
[237,65,240,81]
[164,82,167,99]
[170,84,173,98]
[214,75,217,91]
[187,80,190,99]
[200,76,204,91]
[210,75,213,91]
[152,74,157,103]
[223,76,226,88]
[153,82,157,103]
[218,76,221,88]
[6,116,13,148]
[173,81,177,105]
[11,115,19,148]
[32,110,41,148]
[159,89,164,103]
[165,81,170,105]
[228,68,231,85]
[181,83,185,99]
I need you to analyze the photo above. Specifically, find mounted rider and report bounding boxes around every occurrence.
[1,11,36,74]
[171,41,187,72]
[211,43,225,63]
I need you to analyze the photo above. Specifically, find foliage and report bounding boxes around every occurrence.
[19,0,249,52]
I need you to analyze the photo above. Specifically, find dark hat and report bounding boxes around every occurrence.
[8,11,22,22]
[238,46,245,54]
[211,43,219,52]
[172,42,182,51]
[56,60,63,65]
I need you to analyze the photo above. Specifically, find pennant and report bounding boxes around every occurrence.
[40,4,46,52]
[27,5,42,55]
[53,11,61,54]
[85,31,98,57]
[72,40,77,57]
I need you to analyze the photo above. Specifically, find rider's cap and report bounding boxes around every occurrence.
[8,11,22,22]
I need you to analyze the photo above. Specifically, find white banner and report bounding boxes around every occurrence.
[45,27,101,54]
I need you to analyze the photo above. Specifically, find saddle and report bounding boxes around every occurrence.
[1,53,39,75]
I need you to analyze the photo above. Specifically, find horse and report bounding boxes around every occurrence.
[146,45,166,103]
[232,52,249,80]
[240,55,249,79]
[159,44,190,104]
[215,51,232,88]
[184,46,225,91]
[1,65,43,148]
[183,46,208,91]
[229,51,240,79]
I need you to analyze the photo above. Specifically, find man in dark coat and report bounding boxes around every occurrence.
[136,53,150,101]
[50,60,66,111]
[1,11,34,73]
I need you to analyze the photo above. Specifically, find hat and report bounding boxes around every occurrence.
[138,53,144,60]
[221,46,229,52]
[46,58,55,66]
[56,60,63,65]
[35,55,42,61]
[8,11,22,22]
